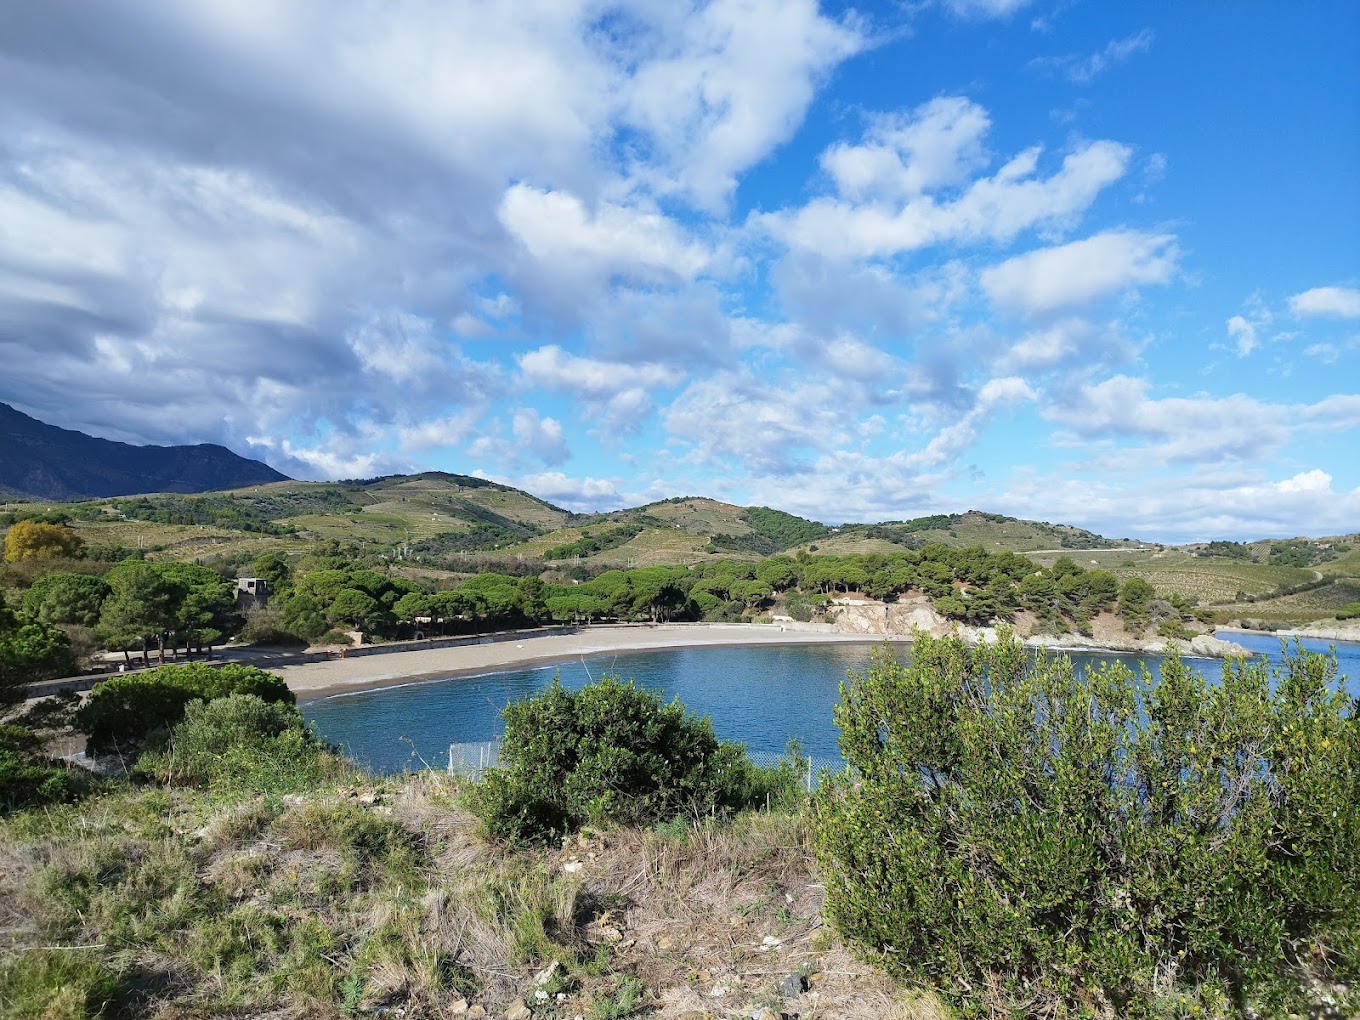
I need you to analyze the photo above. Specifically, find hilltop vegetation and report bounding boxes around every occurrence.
[2,472,1358,682]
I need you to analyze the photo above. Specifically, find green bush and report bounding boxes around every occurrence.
[76,662,294,753]
[812,632,1359,1017]
[0,747,85,813]
[1338,602,1360,621]
[469,676,766,843]
[0,947,122,1019]
[135,693,339,792]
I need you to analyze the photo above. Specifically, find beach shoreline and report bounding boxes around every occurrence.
[281,623,901,702]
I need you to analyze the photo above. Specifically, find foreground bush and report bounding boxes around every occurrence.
[812,632,1359,1017]
[0,724,90,813]
[470,676,775,842]
[135,693,342,793]
[77,662,294,753]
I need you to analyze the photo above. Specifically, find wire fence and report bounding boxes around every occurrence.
[445,740,842,791]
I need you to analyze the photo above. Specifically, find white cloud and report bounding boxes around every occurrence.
[1290,286,1360,318]
[498,185,711,281]
[517,345,685,427]
[998,467,1360,544]
[518,345,683,396]
[512,408,569,466]
[1226,315,1258,357]
[819,97,991,201]
[766,137,1132,259]
[998,318,1135,374]
[498,471,623,513]
[1045,376,1360,465]
[619,0,866,209]
[942,0,1031,19]
[1032,29,1155,84]
[904,376,1035,469]
[663,370,850,476]
[981,230,1178,315]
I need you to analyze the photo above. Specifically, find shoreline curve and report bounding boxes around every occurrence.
[283,623,903,702]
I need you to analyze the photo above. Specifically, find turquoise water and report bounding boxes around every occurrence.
[300,635,1359,775]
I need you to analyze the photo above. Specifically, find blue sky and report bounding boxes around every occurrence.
[1,1,1357,542]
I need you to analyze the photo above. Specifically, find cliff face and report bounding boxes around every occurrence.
[823,597,1252,658]
[0,402,289,500]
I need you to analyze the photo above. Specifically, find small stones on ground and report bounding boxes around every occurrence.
[778,972,808,997]
[710,984,729,997]
[562,859,583,873]
[532,960,560,986]
[504,999,532,1020]
[448,999,469,1014]
[465,1006,486,1019]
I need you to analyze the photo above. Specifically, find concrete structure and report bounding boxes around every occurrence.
[236,577,269,612]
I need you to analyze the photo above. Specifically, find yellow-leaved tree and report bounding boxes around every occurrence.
[2,521,85,562]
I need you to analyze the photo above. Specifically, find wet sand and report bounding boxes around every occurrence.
[278,623,899,701]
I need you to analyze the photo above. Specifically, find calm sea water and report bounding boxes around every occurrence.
[300,634,1359,776]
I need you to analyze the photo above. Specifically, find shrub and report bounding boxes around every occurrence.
[76,662,294,753]
[135,694,339,792]
[0,743,87,813]
[469,676,765,843]
[237,605,306,645]
[812,632,1359,1017]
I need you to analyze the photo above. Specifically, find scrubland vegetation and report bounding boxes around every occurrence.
[1,632,1356,1018]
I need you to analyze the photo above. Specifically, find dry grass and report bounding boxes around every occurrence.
[0,773,940,1019]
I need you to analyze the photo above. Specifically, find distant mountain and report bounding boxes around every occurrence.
[0,402,289,501]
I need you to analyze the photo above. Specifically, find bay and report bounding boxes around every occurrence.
[301,634,1359,776]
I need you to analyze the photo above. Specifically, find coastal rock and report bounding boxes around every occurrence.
[1187,634,1252,658]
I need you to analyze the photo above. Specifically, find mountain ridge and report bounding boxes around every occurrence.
[0,401,289,500]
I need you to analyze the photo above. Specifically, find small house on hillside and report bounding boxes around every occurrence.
[236,577,269,612]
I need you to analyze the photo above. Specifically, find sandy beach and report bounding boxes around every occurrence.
[278,623,899,701]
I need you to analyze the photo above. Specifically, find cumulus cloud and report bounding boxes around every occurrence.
[1044,376,1360,466]
[499,185,711,281]
[820,97,991,201]
[1290,286,1360,318]
[618,0,866,209]
[981,230,1178,316]
[904,376,1036,469]
[0,1,859,470]
[764,133,1132,259]
[998,468,1360,544]
[998,318,1136,374]
[517,345,684,428]
[512,408,570,466]
[496,470,624,513]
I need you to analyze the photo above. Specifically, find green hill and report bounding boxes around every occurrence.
[5,474,1357,625]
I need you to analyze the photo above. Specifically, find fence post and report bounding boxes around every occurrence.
[448,744,454,774]
[806,757,813,793]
